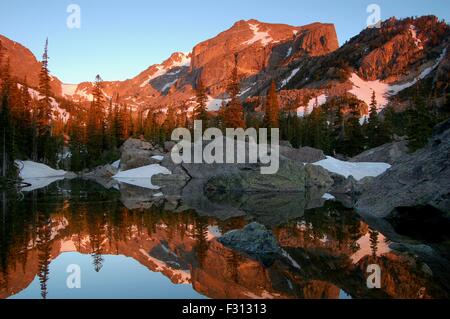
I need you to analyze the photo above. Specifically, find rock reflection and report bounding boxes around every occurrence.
[0,179,448,299]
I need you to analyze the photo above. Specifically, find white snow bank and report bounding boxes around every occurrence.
[322,193,336,201]
[312,156,391,181]
[16,160,66,179]
[113,164,171,190]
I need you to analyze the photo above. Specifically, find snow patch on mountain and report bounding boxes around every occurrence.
[140,53,191,88]
[17,84,70,122]
[349,47,447,109]
[349,74,390,109]
[313,156,391,181]
[409,25,423,50]
[286,46,293,58]
[388,47,447,94]
[171,53,191,68]
[161,79,178,92]
[244,23,273,46]
[140,66,167,88]
[297,94,327,117]
[206,96,230,111]
[280,67,300,88]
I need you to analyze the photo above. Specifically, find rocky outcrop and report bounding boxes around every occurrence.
[83,164,118,178]
[280,145,326,163]
[350,140,409,164]
[205,157,306,193]
[218,222,283,266]
[120,138,163,170]
[304,164,334,190]
[356,119,450,218]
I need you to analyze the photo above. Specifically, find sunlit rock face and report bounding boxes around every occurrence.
[1,179,448,299]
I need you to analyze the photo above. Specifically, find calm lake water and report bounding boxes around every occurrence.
[0,179,448,299]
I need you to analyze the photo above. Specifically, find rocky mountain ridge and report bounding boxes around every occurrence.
[1,16,449,118]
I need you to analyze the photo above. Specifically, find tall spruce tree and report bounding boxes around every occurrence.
[193,78,209,126]
[86,75,105,166]
[407,88,435,152]
[0,89,16,179]
[37,39,52,137]
[366,90,381,148]
[222,54,245,128]
[264,80,280,128]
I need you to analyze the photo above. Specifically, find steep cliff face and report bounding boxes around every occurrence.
[189,20,338,96]
[274,15,450,113]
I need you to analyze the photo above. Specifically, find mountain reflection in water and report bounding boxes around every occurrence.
[0,179,448,299]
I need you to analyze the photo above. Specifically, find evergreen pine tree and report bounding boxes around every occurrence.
[86,75,105,166]
[0,89,16,179]
[193,78,209,126]
[366,90,381,148]
[222,54,245,129]
[264,80,280,128]
[407,89,436,151]
[164,104,177,135]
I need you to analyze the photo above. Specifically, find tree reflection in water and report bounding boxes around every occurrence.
[0,179,449,299]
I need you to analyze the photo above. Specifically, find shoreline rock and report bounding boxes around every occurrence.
[356,119,450,219]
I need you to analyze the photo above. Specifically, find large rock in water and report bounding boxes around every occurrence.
[218,222,283,265]
[356,119,450,218]
[350,140,408,165]
[205,156,306,193]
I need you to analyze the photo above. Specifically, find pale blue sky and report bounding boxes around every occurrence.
[0,0,449,83]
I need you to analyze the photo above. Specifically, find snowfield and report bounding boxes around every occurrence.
[321,193,336,201]
[113,164,171,189]
[16,160,67,179]
[349,47,447,109]
[139,53,191,88]
[16,161,67,192]
[244,23,273,46]
[312,156,391,181]
[17,84,70,122]
[206,96,230,111]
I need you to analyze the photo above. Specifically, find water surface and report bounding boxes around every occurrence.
[0,179,448,299]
